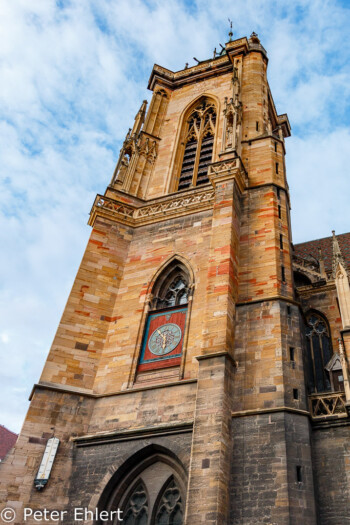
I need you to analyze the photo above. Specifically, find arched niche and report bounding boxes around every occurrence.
[96,445,187,525]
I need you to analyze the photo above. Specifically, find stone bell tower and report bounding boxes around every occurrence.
[1,33,320,525]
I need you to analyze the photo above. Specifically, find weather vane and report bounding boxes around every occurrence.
[228,18,233,42]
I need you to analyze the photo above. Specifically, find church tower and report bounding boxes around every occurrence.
[2,33,334,525]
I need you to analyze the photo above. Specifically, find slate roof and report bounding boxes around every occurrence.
[294,232,350,273]
[0,425,18,461]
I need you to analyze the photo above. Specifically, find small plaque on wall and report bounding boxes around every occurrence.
[138,307,187,372]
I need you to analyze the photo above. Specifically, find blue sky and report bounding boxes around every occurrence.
[1,0,350,432]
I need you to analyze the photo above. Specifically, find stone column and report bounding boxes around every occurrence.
[184,168,242,524]
[184,354,235,525]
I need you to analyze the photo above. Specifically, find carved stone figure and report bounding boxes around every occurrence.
[117,153,130,183]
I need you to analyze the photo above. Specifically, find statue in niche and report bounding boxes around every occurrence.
[223,94,242,152]
[222,66,242,153]
[225,112,234,149]
[116,153,130,183]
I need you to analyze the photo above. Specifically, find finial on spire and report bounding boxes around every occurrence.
[332,230,342,255]
[249,32,260,44]
[131,100,148,136]
[228,18,233,42]
[332,230,346,277]
[318,247,327,278]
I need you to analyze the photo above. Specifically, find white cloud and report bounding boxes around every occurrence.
[0,333,10,344]
[0,0,350,432]
[288,128,350,242]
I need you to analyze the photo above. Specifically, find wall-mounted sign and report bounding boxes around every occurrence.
[34,437,60,491]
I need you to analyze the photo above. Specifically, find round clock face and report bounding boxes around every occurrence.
[148,323,182,356]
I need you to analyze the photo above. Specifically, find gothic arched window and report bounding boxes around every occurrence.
[123,482,149,525]
[151,263,190,310]
[178,98,216,191]
[138,260,192,374]
[154,478,183,525]
[305,312,333,393]
[98,450,186,525]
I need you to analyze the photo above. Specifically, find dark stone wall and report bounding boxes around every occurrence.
[230,413,286,525]
[65,433,192,524]
[312,423,350,525]
[230,412,316,525]
[284,413,316,524]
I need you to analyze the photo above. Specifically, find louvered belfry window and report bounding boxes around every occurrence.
[178,99,216,190]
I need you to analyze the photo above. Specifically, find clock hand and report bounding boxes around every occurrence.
[155,328,166,354]
[156,328,166,343]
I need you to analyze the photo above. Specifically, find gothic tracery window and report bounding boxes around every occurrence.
[123,482,149,525]
[305,312,333,393]
[154,275,189,310]
[178,98,216,191]
[101,454,186,525]
[151,260,190,311]
[154,478,184,525]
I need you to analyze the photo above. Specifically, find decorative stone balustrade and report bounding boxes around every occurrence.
[89,187,215,227]
[309,391,347,419]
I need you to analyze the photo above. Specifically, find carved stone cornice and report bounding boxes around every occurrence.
[73,421,194,447]
[88,186,215,228]
[208,157,247,193]
[297,281,336,299]
[148,57,232,91]
[148,38,252,91]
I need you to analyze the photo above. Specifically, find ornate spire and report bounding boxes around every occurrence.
[338,338,350,407]
[318,247,327,279]
[131,100,148,136]
[332,230,346,278]
[332,231,350,328]
[228,19,233,42]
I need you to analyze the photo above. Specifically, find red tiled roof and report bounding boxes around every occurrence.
[0,425,18,460]
[294,232,350,272]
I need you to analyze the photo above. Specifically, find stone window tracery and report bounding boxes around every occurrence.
[123,482,149,525]
[178,98,216,191]
[154,275,189,310]
[154,478,184,525]
[151,262,190,311]
[305,312,333,393]
[101,452,186,525]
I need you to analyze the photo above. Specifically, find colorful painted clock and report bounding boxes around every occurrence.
[148,323,182,356]
[138,307,187,372]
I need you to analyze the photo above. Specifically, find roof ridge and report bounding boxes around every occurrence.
[0,424,18,437]
[295,231,350,246]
